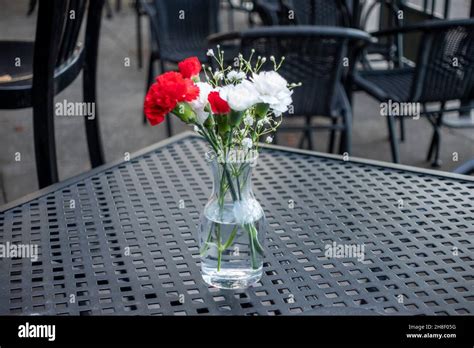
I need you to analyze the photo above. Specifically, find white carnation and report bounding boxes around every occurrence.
[220,80,259,112]
[252,71,293,116]
[190,82,213,124]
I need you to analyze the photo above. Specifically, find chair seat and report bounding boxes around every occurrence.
[0,41,85,109]
[354,67,415,102]
[0,41,34,87]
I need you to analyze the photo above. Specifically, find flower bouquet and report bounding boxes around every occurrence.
[144,47,298,289]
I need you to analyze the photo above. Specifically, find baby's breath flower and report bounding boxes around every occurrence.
[257,116,271,127]
[227,70,246,82]
[265,136,273,144]
[243,114,254,126]
[207,49,215,57]
[242,138,253,149]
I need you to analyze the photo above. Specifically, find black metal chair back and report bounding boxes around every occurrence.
[411,21,474,103]
[236,26,369,116]
[209,26,372,153]
[353,19,474,166]
[281,0,351,27]
[0,0,105,188]
[56,0,88,66]
[151,0,220,59]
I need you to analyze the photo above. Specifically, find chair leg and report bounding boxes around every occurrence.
[432,132,442,167]
[386,115,400,163]
[426,114,443,167]
[83,63,105,168]
[135,0,143,69]
[84,111,105,168]
[426,130,436,162]
[33,99,59,188]
[104,0,113,19]
[339,110,352,155]
[84,0,105,168]
[399,117,405,142]
[328,118,338,154]
[27,0,37,16]
[273,131,279,145]
[297,132,307,149]
[305,115,314,150]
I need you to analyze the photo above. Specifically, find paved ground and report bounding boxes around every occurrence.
[0,0,472,204]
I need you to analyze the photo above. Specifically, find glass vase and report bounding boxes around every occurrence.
[199,150,266,289]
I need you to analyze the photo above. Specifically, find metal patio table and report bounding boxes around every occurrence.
[0,132,472,316]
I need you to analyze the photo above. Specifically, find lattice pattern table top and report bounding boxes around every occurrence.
[0,133,473,315]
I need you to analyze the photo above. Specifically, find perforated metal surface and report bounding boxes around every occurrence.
[0,134,473,315]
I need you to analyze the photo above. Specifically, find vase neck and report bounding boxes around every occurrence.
[209,156,256,203]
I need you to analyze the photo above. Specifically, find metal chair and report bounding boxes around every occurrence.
[251,0,282,26]
[355,0,405,69]
[209,26,373,153]
[253,0,352,26]
[0,0,105,188]
[280,0,352,26]
[141,0,220,135]
[353,19,474,166]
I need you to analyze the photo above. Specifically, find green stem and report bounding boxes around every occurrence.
[216,224,222,271]
[222,225,239,250]
[250,224,264,255]
[222,163,238,201]
[199,227,213,256]
[198,124,264,271]
[235,172,242,201]
[246,223,258,269]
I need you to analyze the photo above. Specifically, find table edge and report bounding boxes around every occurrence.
[1,131,472,213]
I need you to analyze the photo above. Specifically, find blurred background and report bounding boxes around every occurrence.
[0,0,472,203]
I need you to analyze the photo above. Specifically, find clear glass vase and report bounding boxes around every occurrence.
[199,151,266,289]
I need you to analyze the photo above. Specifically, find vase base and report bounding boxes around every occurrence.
[201,266,262,289]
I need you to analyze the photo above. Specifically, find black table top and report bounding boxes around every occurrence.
[0,132,473,315]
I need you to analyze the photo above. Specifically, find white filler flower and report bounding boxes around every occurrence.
[242,137,253,149]
[252,71,293,116]
[265,136,273,143]
[190,82,213,124]
[243,114,254,127]
[220,80,259,112]
[227,70,246,82]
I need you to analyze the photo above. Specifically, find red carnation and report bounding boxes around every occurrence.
[178,57,202,79]
[208,91,230,115]
[144,71,199,126]
[144,84,169,126]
